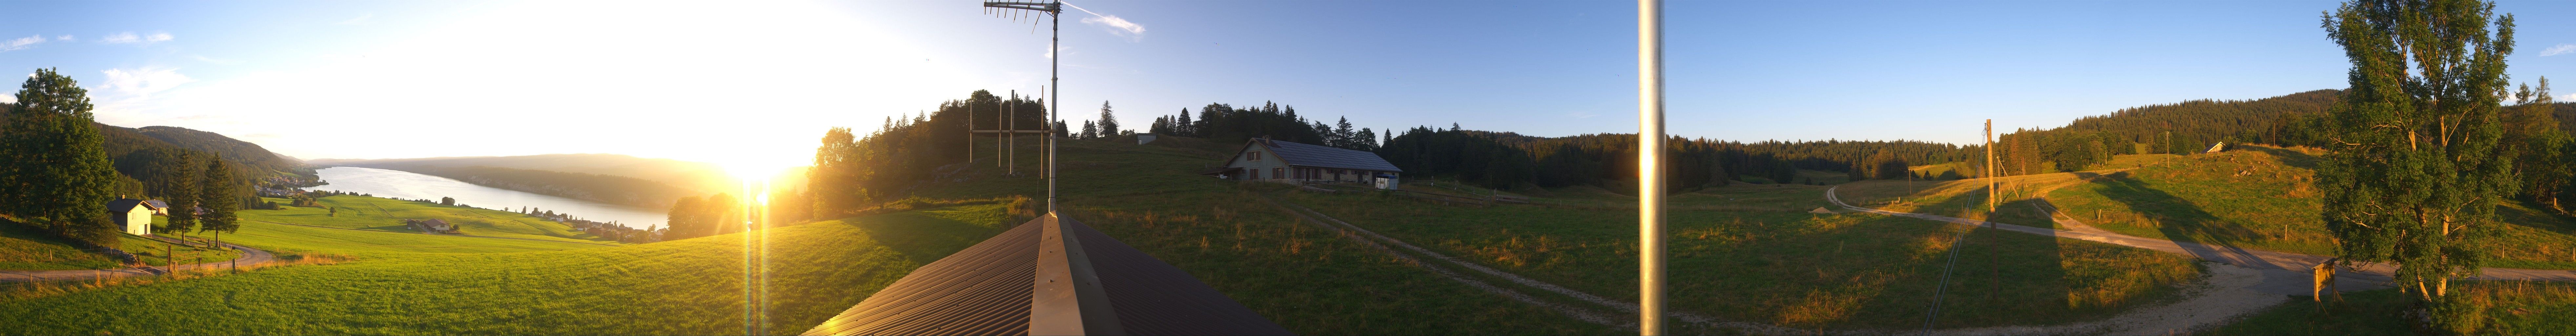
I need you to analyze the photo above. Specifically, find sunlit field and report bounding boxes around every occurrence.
[242,195,625,245]
[0,204,1016,334]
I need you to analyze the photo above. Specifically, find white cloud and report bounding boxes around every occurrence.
[100,32,172,44]
[96,67,196,98]
[337,13,374,25]
[2,35,45,51]
[1062,2,1144,40]
[2563,93,2576,101]
[54,35,72,41]
[2544,44,2576,57]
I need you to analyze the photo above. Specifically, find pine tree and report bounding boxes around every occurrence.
[2319,1,2518,329]
[1174,109,1194,136]
[197,158,244,234]
[0,68,120,244]
[1332,117,1358,149]
[2507,77,2570,213]
[1081,120,1098,139]
[1096,101,1119,137]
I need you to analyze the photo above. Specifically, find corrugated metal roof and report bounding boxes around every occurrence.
[106,198,147,213]
[1256,139,1402,173]
[804,216,1291,336]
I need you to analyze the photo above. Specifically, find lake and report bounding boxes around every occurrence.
[301,166,665,229]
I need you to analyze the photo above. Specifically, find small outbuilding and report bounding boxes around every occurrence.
[107,198,165,236]
[1203,137,1402,189]
[1136,133,1158,144]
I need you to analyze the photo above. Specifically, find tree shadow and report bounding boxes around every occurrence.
[2083,172,2285,269]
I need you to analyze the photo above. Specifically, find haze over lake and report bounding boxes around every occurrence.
[301,166,665,229]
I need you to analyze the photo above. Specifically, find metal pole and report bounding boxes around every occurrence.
[1047,1,1060,215]
[1010,90,1017,175]
[1636,0,1666,334]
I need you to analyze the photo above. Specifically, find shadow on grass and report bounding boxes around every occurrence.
[2082,172,2286,269]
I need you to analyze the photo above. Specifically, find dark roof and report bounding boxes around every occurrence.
[1252,139,1401,172]
[142,200,169,209]
[804,215,1291,336]
[106,199,147,213]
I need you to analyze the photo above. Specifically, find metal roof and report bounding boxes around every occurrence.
[804,215,1291,336]
[106,198,150,213]
[1252,139,1402,172]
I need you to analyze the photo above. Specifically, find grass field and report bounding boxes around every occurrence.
[1280,182,2202,330]
[0,204,1015,335]
[0,216,243,270]
[1837,146,2576,270]
[241,195,624,245]
[912,137,1615,334]
[2210,281,2576,335]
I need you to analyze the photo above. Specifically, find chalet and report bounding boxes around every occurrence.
[106,198,166,236]
[1203,137,1402,189]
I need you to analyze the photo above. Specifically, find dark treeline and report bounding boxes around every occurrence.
[800,92,1388,220]
[662,193,742,241]
[1146,101,1382,152]
[1378,127,1973,191]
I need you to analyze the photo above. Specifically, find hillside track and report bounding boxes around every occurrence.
[1268,192,2250,335]
[0,235,276,283]
[1828,184,2576,333]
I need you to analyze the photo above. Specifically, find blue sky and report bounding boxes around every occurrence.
[3,1,2572,173]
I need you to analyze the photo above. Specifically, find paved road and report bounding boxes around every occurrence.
[1824,185,2576,295]
[0,235,276,283]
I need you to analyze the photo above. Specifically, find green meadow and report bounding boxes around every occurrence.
[0,204,1014,335]
[1279,183,2200,331]
[242,196,624,245]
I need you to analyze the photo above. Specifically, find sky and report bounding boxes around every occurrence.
[3,0,2573,175]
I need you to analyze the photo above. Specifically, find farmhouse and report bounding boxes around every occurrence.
[1203,137,1401,188]
[106,198,167,236]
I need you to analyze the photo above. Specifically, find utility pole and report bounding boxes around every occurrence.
[1636,0,1667,334]
[1985,119,1995,216]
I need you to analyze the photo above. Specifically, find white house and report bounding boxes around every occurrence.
[107,198,165,236]
[1203,137,1402,189]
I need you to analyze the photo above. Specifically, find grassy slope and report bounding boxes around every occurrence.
[1840,146,2576,269]
[914,137,1614,334]
[243,196,624,245]
[2211,281,2576,335]
[1284,183,2199,330]
[0,204,1012,335]
[0,216,242,270]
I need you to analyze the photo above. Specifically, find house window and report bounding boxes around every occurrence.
[1250,151,1262,161]
[1273,168,1284,180]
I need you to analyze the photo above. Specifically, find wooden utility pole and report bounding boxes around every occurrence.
[1985,119,1995,215]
